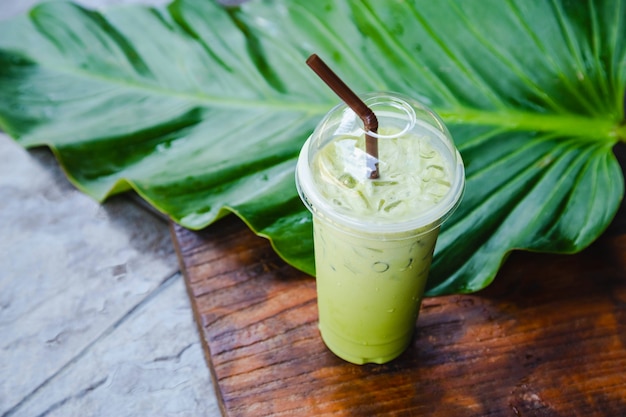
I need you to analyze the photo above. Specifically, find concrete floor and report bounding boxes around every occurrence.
[0,1,221,416]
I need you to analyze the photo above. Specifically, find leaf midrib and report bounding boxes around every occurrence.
[34,56,620,143]
[33,57,329,113]
[440,108,618,142]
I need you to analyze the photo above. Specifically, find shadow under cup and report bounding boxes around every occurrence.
[296,92,465,364]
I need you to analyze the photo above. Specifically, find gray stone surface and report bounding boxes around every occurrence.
[0,2,220,415]
[0,137,220,417]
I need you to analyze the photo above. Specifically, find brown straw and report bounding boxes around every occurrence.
[306,54,379,179]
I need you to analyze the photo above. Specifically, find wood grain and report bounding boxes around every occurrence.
[170,208,626,417]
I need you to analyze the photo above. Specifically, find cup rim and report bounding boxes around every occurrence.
[295,92,466,235]
[296,141,465,235]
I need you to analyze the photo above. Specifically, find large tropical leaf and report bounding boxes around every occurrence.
[0,0,624,295]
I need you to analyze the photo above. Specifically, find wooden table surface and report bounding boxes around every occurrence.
[170,198,625,417]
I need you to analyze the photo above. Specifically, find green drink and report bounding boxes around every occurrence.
[296,93,464,364]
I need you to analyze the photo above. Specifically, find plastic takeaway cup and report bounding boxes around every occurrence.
[295,92,465,364]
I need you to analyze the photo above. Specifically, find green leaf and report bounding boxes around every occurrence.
[0,0,624,295]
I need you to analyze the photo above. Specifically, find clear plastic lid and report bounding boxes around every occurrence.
[296,92,465,235]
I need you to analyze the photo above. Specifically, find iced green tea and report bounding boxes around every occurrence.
[296,93,464,364]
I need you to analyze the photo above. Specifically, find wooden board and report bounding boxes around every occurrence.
[170,208,626,416]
